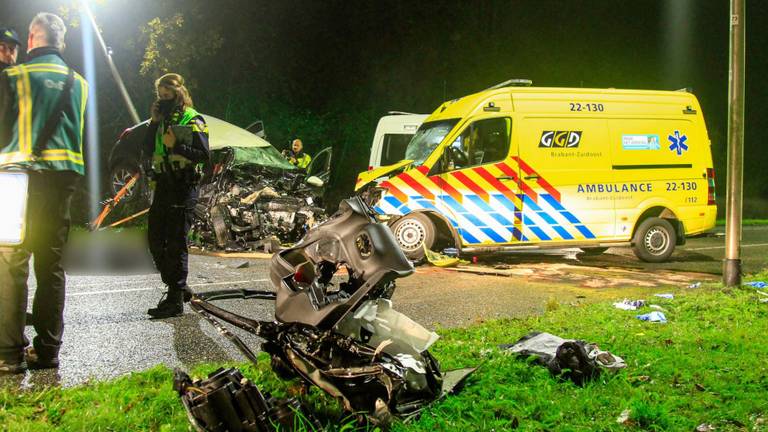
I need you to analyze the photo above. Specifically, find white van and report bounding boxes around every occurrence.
[367,112,427,170]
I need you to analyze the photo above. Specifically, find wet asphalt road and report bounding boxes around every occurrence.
[2,225,767,389]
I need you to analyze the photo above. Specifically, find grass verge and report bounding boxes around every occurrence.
[715,218,768,226]
[2,281,767,431]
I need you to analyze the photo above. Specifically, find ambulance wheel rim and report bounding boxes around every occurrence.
[644,227,670,255]
[395,219,426,251]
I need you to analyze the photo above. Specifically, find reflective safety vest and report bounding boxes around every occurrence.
[151,107,203,173]
[293,152,311,169]
[0,54,88,174]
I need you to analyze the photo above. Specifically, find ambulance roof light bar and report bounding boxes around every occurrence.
[484,79,533,92]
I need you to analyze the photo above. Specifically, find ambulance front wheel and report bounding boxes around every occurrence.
[390,213,436,262]
[632,217,676,263]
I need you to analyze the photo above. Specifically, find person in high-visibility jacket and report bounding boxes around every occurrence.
[143,73,210,319]
[284,138,312,170]
[0,13,88,374]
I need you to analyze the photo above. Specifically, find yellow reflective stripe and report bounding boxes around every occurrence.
[23,67,67,74]
[190,122,209,133]
[0,150,84,166]
[27,63,67,70]
[79,80,88,153]
[41,149,84,164]
[15,65,32,155]
[22,66,33,155]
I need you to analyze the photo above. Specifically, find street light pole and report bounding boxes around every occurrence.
[79,0,141,125]
[723,0,745,287]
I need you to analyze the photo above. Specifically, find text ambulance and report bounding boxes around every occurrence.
[355,81,716,262]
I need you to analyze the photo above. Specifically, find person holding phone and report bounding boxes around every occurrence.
[143,73,209,319]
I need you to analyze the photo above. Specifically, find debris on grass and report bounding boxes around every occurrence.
[695,423,715,431]
[636,311,667,323]
[613,299,646,310]
[688,282,702,289]
[654,293,674,299]
[745,281,767,289]
[500,332,625,386]
[616,408,632,425]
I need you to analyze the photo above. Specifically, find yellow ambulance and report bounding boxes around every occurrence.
[355,80,717,262]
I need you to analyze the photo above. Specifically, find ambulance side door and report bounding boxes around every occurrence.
[516,117,616,242]
[430,116,521,246]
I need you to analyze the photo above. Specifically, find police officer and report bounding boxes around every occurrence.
[283,138,312,170]
[144,73,210,319]
[0,28,20,71]
[0,13,88,374]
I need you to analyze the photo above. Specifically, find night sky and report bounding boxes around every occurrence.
[1,0,766,211]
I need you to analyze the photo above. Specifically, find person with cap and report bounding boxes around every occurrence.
[283,138,312,170]
[0,27,20,70]
[0,13,88,374]
[143,73,210,319]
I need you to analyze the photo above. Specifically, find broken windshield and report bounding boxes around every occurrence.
[404,119,459,166]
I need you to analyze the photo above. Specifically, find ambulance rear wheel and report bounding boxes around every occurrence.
[632,217,675,263]
[390,213,435,262]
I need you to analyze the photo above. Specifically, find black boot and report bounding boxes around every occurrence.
[147,291,183,319]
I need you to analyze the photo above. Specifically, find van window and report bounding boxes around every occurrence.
[405,119,459,166]
[443,117,511,171]
[381,134,413,166]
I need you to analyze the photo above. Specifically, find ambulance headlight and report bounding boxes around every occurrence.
[0,171,29,246]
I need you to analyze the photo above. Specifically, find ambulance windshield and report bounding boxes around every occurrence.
[404,119,459,166]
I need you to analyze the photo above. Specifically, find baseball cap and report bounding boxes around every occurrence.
[0,28,20,46]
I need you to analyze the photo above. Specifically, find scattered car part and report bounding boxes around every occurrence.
[174,367,321,432]
[189,197,474,425]
[500,331,626,386]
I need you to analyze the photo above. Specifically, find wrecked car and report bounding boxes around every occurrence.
[106,115,332,250]
[187,197,473,426]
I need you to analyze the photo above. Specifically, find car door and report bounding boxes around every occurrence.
[306,146,332,184]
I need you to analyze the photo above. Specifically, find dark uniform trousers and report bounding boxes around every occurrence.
[147,172,197,299]
[0,170,79,363]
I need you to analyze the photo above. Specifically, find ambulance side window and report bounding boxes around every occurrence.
[441,117,511,172]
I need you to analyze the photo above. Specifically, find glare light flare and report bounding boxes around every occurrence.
[0,171,29,246]
[80,6,101,222]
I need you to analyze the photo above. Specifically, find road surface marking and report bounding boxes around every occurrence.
[29,279,270,298]
[685,242,768,252]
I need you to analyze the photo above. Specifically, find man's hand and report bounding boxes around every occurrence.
[150,101,162,123]
[163,127,176,149]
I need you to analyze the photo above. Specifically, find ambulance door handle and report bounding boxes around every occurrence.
[499,176,515,181]
[524,175,539,180]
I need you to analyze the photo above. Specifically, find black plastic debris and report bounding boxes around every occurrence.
[500,332,625,386]
[174,367,322,432]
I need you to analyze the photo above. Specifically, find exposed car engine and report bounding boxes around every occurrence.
[191,147,326,252]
